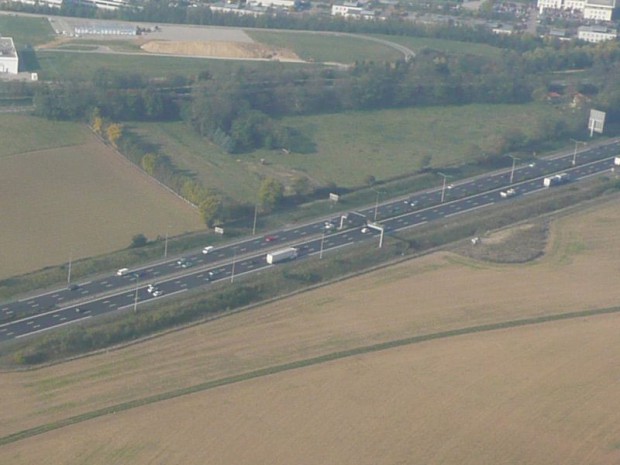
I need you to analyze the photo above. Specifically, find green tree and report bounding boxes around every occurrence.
[291,176,312,197]
[130,234,148,248]
[199,193,222,227]
[258,178,284,212]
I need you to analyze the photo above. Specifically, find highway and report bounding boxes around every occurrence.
[1,139,619,342]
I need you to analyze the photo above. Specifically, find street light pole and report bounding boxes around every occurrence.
[571,139,585,166]
[252,204,258,236]
[320,232,325,259]
[164,227,169,259]
[379,227,384,249]
[508,155,519,184]
[67,254,72,287]
[373,190,380,222]
[439,173,448,203]
[231,248,237,283]
[133,274,139,313]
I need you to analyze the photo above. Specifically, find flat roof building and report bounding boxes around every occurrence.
[0,37,18,74]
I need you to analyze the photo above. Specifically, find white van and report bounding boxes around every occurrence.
[116,268,130,276]
[202,246,214,254]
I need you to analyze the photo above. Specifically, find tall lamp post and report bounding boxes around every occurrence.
[438,172,450,203]
[373,190,381,222]
[508,155,519,184]
[252,204,258,236]
[231,248,237,283]
[163,226,170,259]
[67,254,72,288]
[133,273,140,313]
[570,139,586,166]
[320,232,326,259]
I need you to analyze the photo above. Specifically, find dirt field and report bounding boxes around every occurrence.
[0,133,204,278]
[141,40,300,61]
[1,198,620,463]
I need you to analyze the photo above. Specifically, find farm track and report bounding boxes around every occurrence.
[1,302,618,447]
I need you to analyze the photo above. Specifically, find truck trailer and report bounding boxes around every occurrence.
[543,173,569,187]
[266,247,298,264]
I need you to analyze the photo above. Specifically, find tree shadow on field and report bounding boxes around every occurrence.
[17,45,40,72]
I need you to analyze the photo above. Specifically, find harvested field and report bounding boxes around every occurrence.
[140,40,300,61]
[2,313,619,465]
[1,198,620,462]
[0,132,204,278]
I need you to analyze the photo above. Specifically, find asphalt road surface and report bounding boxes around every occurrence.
[1,139,619,342]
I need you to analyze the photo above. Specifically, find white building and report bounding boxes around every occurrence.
[0,37,18,74]
[538,0,616,19]
[577,25,617,41]
[249,0,296,7]
[332,2,363,16]
[583,0,616,20]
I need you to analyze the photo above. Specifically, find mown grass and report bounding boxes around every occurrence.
[33,50,313,80]
[370,34,503,58]
[134,103,565,209]
[246,30,403,63]
[0,15,55,47]
[0,115,88,158]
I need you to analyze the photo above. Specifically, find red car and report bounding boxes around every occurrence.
[264,235,277,242]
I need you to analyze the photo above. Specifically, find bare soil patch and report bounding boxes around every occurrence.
[1,198,620,462]
[141,40,300,60]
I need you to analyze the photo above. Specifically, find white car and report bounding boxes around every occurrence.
[116,268,130,276]
[152,289,163,297]
[202,246,214,254]
[361,227,369,234]
[147,284,156,293]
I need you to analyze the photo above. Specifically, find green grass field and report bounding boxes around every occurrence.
[247,30,403,63]
[0,15,54,47]
[0,115,87,158]
[130,121,262,201]
[34,50,312,80]
[135,103,565,199]
[246,30,502,63]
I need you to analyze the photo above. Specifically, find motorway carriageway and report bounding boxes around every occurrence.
[1,139,620,342]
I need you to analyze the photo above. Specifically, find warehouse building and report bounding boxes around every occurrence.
[0,37,18,74]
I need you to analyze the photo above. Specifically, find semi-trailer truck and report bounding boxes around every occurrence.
[543,173,569,187]
[266,247,298,264]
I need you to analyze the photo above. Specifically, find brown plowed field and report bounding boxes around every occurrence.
[141,40,300,60]
[2,198,620,464]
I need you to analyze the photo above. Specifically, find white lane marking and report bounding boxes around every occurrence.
[445,203,493,218]
[117,288,187,310]
[16,316,93,338]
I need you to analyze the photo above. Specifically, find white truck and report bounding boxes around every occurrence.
[266,247,298,265]
[543,173,569,187]
[500,188,516,198]
[614,157,620,166]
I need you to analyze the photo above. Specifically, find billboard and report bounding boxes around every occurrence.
[588,109,606,136]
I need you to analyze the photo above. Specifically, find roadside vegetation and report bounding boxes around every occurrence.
[3,175,620,365]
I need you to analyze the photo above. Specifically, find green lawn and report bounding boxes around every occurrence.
[134,103,566,203]
[0,115,88,158]
[34,50,313,80]
[130,122,262,202]
[370,34,503,58]
[0,15,55,47]
[246,30,403,63]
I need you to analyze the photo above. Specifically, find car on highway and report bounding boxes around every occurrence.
[361,227,369,234]
[264,235,277,242]
[116,268,130,276]
[324,221,335,231]
[177,258,191,268]
[152,289,163,297]
[147,284,157,293]
[75,307,83,313]
[404,198,417,207]
[202,246,214,254]
[67,283,79,291]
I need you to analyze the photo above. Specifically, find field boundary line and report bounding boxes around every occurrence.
[1,304,619,447]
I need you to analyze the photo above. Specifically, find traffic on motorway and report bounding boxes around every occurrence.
[1,139,619,342]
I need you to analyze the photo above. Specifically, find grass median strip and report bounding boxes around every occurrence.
[1,303,619,447]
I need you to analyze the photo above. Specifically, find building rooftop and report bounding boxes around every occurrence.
[0,37,16,58]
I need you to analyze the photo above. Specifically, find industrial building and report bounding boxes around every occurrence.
[0,37,18,74]
[537,0,617,21]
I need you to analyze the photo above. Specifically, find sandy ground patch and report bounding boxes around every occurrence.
[141,40,299,60]
[0,133,204,278]
[2,313,619,465]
